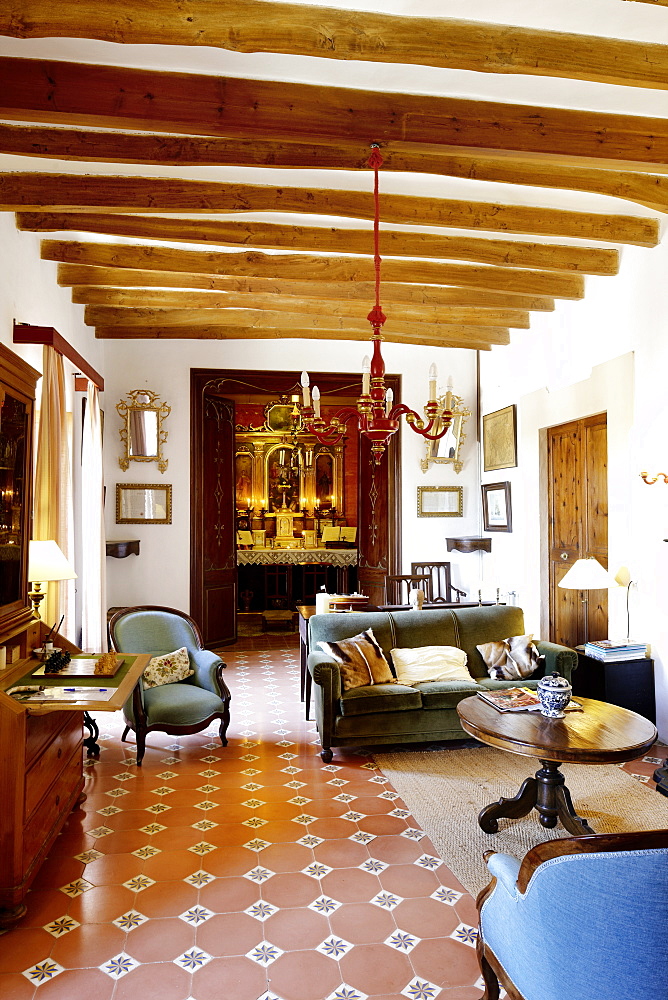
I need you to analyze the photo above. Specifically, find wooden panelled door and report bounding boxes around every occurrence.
[190,390,237,647]
[548,413,608,647]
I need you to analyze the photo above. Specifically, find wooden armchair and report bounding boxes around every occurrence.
[411,561,466,603]
[384,574,432,605]
[476,829,668,1000]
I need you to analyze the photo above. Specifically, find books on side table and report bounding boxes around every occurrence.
[476,687,582,713]
[583,640,648,662]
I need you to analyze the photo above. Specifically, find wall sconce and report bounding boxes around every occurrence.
[640,472,668,484]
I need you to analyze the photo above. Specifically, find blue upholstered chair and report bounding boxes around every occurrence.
[476,829,668,1000]
[109,605,231,765]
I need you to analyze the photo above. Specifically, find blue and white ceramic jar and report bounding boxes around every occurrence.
[537,671,572,718]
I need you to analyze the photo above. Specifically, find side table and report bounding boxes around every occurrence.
[572,652,656,723]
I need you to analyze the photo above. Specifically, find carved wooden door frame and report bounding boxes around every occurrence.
[190,368,401,643]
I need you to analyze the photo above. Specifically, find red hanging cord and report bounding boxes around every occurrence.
[367,144,386,331]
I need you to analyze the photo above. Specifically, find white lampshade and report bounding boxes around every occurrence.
[557,557,613,591]
[28,540,78,582]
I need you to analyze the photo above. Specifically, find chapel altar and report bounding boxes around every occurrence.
[234,395,357,612]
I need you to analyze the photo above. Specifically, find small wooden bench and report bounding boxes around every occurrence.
[262,610,296,632]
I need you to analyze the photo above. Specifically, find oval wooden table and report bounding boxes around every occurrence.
[456,695,658,836]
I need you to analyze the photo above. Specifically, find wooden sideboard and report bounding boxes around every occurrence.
[0,647,151,927]
[0,685,84,927]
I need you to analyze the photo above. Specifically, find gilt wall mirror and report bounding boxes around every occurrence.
[420,398,471,474]
[117,389,171,473]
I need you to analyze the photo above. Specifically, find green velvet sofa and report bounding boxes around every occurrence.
[307,604,577,762]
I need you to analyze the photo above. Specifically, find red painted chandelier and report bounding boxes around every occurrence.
[299,144,455,464]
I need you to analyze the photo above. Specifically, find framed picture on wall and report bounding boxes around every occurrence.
[417,486,463,517]
[482,404,517,472]
[116,483,172,524]
[482,482,512,532]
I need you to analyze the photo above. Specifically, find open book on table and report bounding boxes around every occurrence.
[477,687,582,713]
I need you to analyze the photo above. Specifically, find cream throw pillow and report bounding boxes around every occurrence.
[390,645,471,685]
[143,647,194,689]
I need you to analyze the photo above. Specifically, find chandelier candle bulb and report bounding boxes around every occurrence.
[362,356,371,396]
[385,387,394,416]
[312,385,321,418]
[300,371,310,407]
[429,363,438,402]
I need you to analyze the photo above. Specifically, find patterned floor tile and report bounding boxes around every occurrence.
[22,959,65,985]
[98,953,140,979]
[3,633,662,1000]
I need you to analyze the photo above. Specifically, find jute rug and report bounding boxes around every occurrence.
[374,746,668,896]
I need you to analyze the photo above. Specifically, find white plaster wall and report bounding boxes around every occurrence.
[102,338,479,610]
[480,239,668,741]
[0,216,104,377]
[0,217,107,641]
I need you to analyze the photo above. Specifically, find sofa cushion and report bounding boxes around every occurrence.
[318,628,394,691]
[477,677,540,691]
[452,605,527,678]
[339,683,422,717]
[387,609,459,655]
[477,634,544,681]
[310,611,396,658]
[416,678,483,710]
[391,645,472,685]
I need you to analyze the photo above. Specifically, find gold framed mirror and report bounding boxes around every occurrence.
[420,397,471,474]
[117,389,171,473]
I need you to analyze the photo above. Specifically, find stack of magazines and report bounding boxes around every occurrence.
[476,687,582,713]
[583,639,648,661]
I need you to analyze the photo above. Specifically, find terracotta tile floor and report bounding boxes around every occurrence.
[1,632,664,1000]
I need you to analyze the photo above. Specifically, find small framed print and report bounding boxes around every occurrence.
[417,486,463,517]
[483,404,517,472]
[116,483,172,524]
[482,482,512,532]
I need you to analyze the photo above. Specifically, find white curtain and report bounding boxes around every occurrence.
[81,383,107,652]
[33,346,75,637]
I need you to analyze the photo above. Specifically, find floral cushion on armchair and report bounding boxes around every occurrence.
[143,646,194,688]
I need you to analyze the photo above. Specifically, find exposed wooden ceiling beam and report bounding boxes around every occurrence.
[92,324,505,349]
[62,268,555,311]
[4,125,667,208]
[3,2,667,91]
[83,305,529,332]
[69,287,552,318]
[6,176,657,246]
[17,213,619,275]
[2,58,668,171]
[43,240,586,298]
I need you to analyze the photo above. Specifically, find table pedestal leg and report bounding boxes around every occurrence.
[478,759,595,836]
[478,776,537,834]
[83,711,101,758]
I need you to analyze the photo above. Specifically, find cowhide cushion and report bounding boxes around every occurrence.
[318,628,394,691]
[477,634,545,681]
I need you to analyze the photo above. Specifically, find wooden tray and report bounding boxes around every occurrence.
[32,656,126,679]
